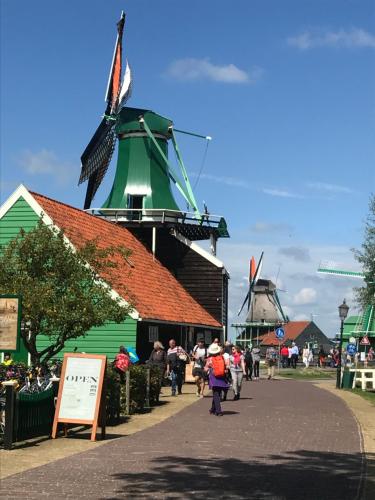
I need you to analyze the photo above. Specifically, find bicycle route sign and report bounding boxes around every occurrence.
[346,343,357,356]
[275,327,285,339]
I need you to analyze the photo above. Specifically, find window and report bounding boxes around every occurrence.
[148,325,159,342]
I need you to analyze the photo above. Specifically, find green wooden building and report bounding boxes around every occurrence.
[0,185,224,364]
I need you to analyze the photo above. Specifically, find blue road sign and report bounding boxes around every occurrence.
[275,327,285,339]
[346,343,357,356]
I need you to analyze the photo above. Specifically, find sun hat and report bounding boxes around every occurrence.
[208,343,221,355]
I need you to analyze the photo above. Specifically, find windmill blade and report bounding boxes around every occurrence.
[105,12,126,114]
[238,290,250,316]
[251,251,264,286]
[79,119,117,209]
[79,117,116,184]
[274,290,287,322]
[117,60,132,111]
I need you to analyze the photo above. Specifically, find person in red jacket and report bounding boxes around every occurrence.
[280,345,289,368]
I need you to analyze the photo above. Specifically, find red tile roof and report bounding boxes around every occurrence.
[32,192,221,328]
[259,321,310,345]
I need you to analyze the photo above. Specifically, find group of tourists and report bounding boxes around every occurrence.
[146,338,263,416]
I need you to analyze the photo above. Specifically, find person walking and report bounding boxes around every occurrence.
[252,345,261,380]
[166,339,188,396]
[265,345,278,380]
[244,347,253,381]
[280,344,289,368]
[204,343,230,416]
[148,341,167,396]
[318,345,326,368]
[302,344,311,368]
[229,345,246,400]
[192,338,207,397]
[290,342,299,369]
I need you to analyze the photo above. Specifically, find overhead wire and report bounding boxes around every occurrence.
[193,138,210,190]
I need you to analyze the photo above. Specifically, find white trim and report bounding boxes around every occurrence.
[0,185,139,320]
[171,230,224,268]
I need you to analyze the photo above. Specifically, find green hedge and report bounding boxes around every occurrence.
[106,364,162,424]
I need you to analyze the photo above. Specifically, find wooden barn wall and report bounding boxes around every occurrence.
[137,321,221,361]
[296,323,331,351]
[131,229,228,327]
[37,319,137,362]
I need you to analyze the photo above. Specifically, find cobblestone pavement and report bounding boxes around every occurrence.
[1,379,369,500]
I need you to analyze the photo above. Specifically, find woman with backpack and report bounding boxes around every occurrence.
[114,346,131,382]
[229,345,246,400]
[204,343,230,416]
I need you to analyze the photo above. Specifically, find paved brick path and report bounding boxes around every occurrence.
[1,380,367,499]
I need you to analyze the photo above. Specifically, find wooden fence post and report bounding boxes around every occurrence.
[125,370,130,416]
[3,381,17,450]
[145,368,151,408]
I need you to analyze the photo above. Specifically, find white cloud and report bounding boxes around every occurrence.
[192,172,251,189]
[250,221,293,234]
[294,313,310,321]
[279,246,311,263]
[17,149,76,185]
[288,28,375,50]
[165,58,262,83]
[293,287,317,305]
[262,188,304,199]
[307,182,355,194]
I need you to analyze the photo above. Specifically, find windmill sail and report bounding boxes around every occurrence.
[118,61,132,110]
[238,252,264,316]
[79,11,128,209]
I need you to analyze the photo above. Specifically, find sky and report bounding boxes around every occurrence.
[1,0,374,339]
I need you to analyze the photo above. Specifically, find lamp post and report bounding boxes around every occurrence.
[336,299,349,389]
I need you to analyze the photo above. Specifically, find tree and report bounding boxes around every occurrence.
[354,194,375,309]
[0,220,133,365]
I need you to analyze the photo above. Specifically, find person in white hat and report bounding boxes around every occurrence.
[204,343,230,416]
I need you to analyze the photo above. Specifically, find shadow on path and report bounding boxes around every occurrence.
[107,450,373,500]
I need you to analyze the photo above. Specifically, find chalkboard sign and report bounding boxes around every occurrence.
[52,353,106,441]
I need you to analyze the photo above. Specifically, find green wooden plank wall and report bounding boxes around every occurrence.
[36,319,137,362]
[0,197,40,248]
[0,195,138,363]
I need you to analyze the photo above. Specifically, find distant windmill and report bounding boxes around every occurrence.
[238,252,288,323]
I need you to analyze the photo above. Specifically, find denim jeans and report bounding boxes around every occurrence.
[171,369,183,395]
[230,370,244,395]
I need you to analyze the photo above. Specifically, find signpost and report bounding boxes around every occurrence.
[52,353,107,441]
[346,343,357,356]
[360,335,371,366]
[0,295,21,353]
[275,327,285,371]
[360,335,370,346]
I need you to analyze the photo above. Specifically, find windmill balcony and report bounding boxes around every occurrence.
[85,207,229,241]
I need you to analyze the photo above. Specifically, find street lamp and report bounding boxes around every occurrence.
[336,299,349,389]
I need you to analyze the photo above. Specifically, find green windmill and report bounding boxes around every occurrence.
[78,12,228,250]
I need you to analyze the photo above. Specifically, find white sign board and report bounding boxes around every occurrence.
[59,357,103,421]
[52,353,106,441]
